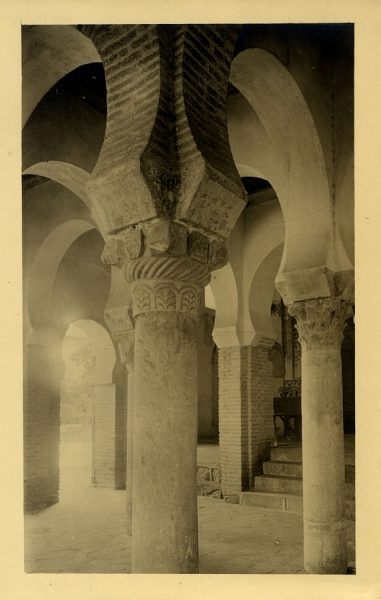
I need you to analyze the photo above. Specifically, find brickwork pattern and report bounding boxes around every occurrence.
[92,384,118,488]
[78,25,246,237]
[250,345,274,476]
[218,345,274,497]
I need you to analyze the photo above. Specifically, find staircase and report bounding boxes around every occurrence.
[240,444,355,520]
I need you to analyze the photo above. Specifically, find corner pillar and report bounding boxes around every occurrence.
[214,332,275,498]
[24,327,63,512]
[288,296,353,574]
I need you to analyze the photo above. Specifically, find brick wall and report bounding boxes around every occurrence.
[249,345,274,477]
[93,383,119,488]
[218,345,274,497]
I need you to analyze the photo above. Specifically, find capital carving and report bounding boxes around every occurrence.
[101,219,229,272]
[131,280,202,318]
[121,255,210,319]
[288,297,353,351]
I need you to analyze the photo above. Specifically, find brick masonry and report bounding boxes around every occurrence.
[78,25,246,236]
[218,345,274,497]
[92,383,123,488]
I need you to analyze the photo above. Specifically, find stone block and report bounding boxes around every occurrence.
[254,474,302,495]
[240,491,285,511]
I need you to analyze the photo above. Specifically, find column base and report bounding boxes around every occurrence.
[304,518,347,574]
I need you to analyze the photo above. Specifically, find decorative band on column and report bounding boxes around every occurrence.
[132,279,202,318]
[124,255,210,319]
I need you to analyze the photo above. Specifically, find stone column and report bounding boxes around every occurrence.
[24,327,63,512]
[215,337,274,498]
[126,366,134,535]
[126,255,210,574]
[289,296,353,574]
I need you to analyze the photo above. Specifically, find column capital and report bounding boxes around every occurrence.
[288,296,353,351]
[101,219,228,271]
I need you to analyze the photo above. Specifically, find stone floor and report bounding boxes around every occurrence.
[25,466,355,574]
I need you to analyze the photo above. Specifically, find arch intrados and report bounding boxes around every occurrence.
[22,25,101,127]
[210,262,238,330]
[230,48,330,220]
[249,243,284,342]
[27,219,95,328]
[64,319,116,385]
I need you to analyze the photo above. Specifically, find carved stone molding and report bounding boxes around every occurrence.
[101,219,228,271]
[132,280,202,318]
[288,297,354,351]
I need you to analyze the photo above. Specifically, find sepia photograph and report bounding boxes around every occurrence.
[1,2,381,599]
[22,22,355,575]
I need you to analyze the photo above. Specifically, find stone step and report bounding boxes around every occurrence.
[271,446,302,462]
[263,460,355,482]
[263,460,302,478]
[240,490,303,513]
[271,445,356,468]
[254,474,302,495]
[240,490,355,520]
[254,474,355,499]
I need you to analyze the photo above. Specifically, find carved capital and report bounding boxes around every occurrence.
[101,219,229,272]
[132,280,202,318]
[123,255,209,319]
[288,297,353,351]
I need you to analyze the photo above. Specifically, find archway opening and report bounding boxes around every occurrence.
[60,319,116,500]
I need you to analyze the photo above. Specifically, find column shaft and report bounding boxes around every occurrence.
[131,311,198,573]
[288,296,352,574]
[301,345,347,573]
[126,370,134,535]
